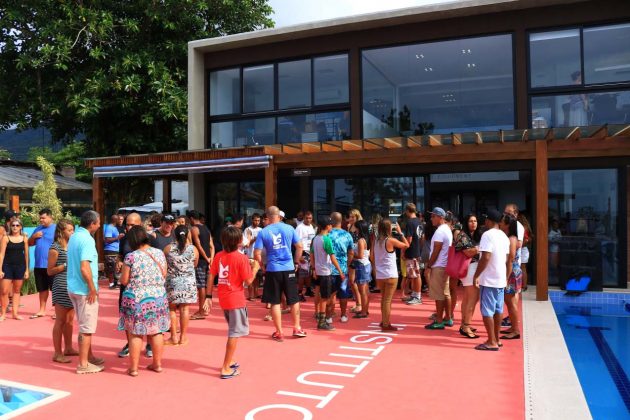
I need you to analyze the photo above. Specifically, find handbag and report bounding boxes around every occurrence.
[446,245,471,279]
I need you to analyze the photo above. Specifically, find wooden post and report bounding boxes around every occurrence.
[535,140,549,301]
[264,160,277,209]
[162,178,172,213]
[10,195,19,212]
[93,177,105,262]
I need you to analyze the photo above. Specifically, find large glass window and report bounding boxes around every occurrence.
[277,111,350,143]
[279,60,311,109]
[548,169,619,287]
[243,64,274,113]
[531,90,630,128]
[363,177,413,223]
[314,55,349,105]
[529,30,581,88]
[240,181,265,222]
[211,117,275,148]
[210,68,240,116]
[362,34,514,137]
[583,23,630,85]
[312,179,331,220]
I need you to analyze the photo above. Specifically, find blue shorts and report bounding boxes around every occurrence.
[480,286,504,317]
[333,275,353,299]
[354,263,372,285]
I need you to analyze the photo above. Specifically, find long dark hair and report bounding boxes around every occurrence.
[174,225,188,253]
[463,214,481,243]
[501,214,518,238]
[355,220,370,250]
[127,225,149,251]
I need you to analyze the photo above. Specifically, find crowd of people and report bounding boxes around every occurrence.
[0,201,533,376]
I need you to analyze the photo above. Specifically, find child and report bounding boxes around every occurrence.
[204,226,259,379]
[311,216,343,331]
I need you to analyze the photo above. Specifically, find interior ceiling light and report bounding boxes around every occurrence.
[467,63,476,68]
[424,67,433,72]
[415,54,425,59]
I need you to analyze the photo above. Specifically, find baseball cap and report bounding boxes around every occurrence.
[279,210,286,219]
[430,207,447,218]
[486,208,503,223]
[162,214,175,223]
[4,210,17,219]
[317,215,333,227]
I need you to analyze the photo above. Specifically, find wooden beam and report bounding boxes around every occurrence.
[475,132,483,145]
[564,127,581,141]
[589,124,608,139]
[407,136,422,148]
[281,143,303,154]
[301,142,322,153]
[322,142,343,152]
[264,159,277,209]
[612,125,630,137]
[499,130,505,144]
[363,138,385,150]
[535,140,549,302]
[521,129,529,142]
[341,140,363,151]
[428,135,442,146]
[383,137,404,149]
[263,144,283,155]
[544,128,554,141]
[452,133,462,146]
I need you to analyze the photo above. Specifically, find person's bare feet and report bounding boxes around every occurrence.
[0,315,5,322]
[52,353,71,363]
[147,364,163,373]
[178,337,189,346]
[64,348,79,356]
[164,338,179,346]
[12,314,23,320]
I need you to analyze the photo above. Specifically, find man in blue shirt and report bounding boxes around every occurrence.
[328,212,354,325]
[67,210,104,374]
[28,208,56,318]
[103,214,123,289]
[254,206,306,342]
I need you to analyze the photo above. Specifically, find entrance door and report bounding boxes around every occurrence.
[430,191,499,219]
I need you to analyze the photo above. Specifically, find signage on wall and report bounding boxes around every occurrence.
[292,168,311,177]
[430,171,519,183]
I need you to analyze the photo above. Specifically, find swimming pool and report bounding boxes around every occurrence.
[551,291,630,420]
[0,380,69,418]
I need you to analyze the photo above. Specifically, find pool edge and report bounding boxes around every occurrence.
[522,289,592,420]
[0,379,70,419]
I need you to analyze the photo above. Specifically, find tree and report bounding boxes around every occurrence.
[0,1,274,157]
[28,142,91,182]
[0,148,10,160]
[28,156,63,221]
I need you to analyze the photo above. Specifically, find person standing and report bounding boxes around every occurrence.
[104,215,123,289]
[294,211,315,302]
[253,206,306,342]
[48,219,79,363]
[204,226,260,379]
[518,214,533,291]
[190,210,215,320]
[243,213,263,300]
[328,212,354,324]
[500,215,522,340]
[456,214,481,338]
[472,209,510,351]
[150,213,176,251]
[118,226,169,376]
[425,207,453,330]
[351,220,372,319]
[0,218,29,321]
[403,203,424,306]
[67,210,105,374]
[164,225,199,346]
[28,208,56,318]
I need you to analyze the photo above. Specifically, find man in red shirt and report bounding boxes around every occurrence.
[205,226,260,379]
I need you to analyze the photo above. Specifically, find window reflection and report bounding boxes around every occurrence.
[211,118,275,148]
[548,169,619,287]
[279,60,312,109]
[312,179,331,220]
[583,23,630,85]
[243,65,274,113]
[210,68,240,116]
[363,177,413,223]
[278,111,350,143]
[529,30,581,88]
[240,182,265,223]
[314,55,349,105]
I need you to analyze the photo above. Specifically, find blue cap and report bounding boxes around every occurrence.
[430,207,447,218]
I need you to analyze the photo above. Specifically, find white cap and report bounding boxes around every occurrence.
[279,211,285,219]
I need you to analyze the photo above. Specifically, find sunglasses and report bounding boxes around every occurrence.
[11,224,21,227]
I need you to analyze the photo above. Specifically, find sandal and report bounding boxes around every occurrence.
[459,327,479,339]
[147,364,163,373]
[475,343,499,351]
[190,314,206,320]
[127,369,139,377]
[220,368,240,379]
[500,333,521,340]
[353,313,368,319]
[52,354,72,364]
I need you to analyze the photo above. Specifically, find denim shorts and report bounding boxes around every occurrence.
[480,286,504,317]
[354,263,372,285]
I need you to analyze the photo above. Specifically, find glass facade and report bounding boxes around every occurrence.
[583,23,630,85]
[243,64,274,113]
[210,180,265,233]
[314,55,349,105]
[548,169,619,287]
[278,111,350,143]
[209,68,240,116]
[529,30,581,88]
[278,59,311,109]
[362,34,514,137]
[210,117,275,148]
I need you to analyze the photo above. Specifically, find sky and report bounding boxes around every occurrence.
[268,0,457,28]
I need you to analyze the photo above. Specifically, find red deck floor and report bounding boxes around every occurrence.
[1,283,524,419]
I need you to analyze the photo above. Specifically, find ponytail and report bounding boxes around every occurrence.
[174,225,188,253]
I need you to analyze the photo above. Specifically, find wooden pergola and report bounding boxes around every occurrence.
[85,124,630,301]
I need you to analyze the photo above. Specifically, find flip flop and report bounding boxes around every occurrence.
[230,362,240,369]
[220,368,240,379]
[500,334,521,340]
[190,314,206,320]
[475,343,499,351]
[29,314,44,319]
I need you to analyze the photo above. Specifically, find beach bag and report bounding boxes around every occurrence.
[445,246,471,279]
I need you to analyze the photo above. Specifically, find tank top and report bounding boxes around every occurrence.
[4,236,25,266]
[353,239,370,266]
[151,230,175,251]
[374,238,397,279]
[195,224,211,266]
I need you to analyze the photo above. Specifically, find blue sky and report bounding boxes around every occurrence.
[268,0,456,27]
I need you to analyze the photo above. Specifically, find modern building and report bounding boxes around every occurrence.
[86,0,630,297]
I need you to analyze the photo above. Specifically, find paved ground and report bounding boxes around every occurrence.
[1,283,524,419]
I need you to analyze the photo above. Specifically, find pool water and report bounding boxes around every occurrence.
[551,291,630,420]
[0,385,50,416]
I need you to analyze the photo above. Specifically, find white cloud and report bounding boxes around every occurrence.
[268,0,458,27]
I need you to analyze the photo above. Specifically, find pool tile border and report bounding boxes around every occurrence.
[0,380,70,419]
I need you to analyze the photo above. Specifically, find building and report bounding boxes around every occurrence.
[86,0,630,298]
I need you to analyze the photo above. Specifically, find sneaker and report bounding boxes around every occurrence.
[340,315,348,323]
[109,282,115,289]
[443,318,454,327]
[118,344,129,358]
[318,323,336,331]
[406,297,422,305]
[76,362,104,374]
[88,357,105,366]
[401,296,412,302]
[145,344,153,358]
[325,317,333,324]
[263,314,272,321]
[292,328,307,338]
[425,322,445,330]
[421,285,429,293]
[429,313,437,321]
[271,331,284,342]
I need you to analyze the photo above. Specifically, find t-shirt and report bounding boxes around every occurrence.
[150,230,175,252]
[210,250,252,310]
[243,226,262,259]
[32,224,56,268]
[329,228,354,276]
[517,220,525,242]
[295,223,316,270]
[67,226,99,295]
[103,223,120,252]
[254,222,299,272]
[478,227,510,288]
[430,223,453,268]
[404,217,423,259]
[311,234,334,276]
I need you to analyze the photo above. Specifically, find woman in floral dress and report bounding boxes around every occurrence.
[164,225,198,346]
[118,226,169,377]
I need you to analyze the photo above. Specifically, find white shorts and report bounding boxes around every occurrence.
[462,261,478,287]
[521,247,530,264]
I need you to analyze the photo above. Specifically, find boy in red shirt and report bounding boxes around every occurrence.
[204,226,259,379]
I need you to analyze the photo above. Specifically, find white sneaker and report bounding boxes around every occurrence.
[340,315,348,323]
[326,317,333,324]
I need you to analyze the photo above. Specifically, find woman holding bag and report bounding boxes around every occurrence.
[453,214,481,338]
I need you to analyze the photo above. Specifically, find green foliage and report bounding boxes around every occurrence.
[0,1,274,157]
[0,148,11,160]
[21,272,37,295]
[28,142,91,182]
[24,156,63,221]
